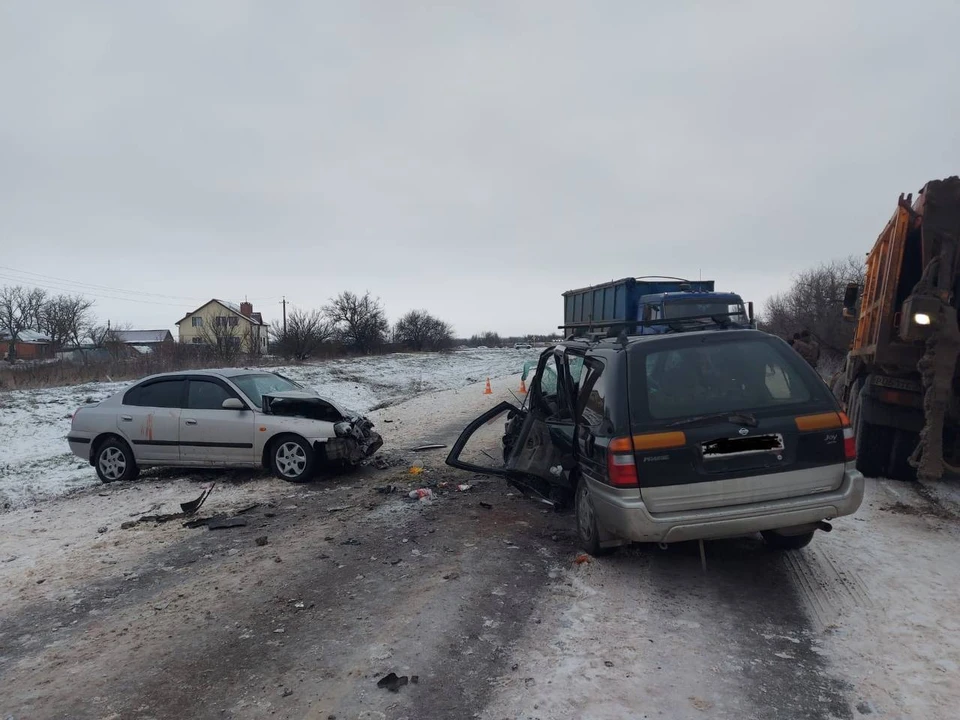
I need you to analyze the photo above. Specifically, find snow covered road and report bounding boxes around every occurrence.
[2,352,960,719]
[482,477,960,720]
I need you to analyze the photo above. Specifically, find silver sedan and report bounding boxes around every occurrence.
[67,369,383,483]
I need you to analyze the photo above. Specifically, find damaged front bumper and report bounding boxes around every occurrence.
[321,416,384,464]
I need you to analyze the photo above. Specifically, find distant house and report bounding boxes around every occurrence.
[176,299,268,354]
[113,329,175,353]
[1,329,53,361]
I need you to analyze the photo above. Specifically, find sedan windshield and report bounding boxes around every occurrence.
[231,373,301,407]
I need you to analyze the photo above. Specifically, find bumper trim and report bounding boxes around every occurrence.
[589,468,865,543]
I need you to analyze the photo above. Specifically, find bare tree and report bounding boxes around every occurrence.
[324,291,389,354]
[42,294,95,351]
[468,331,502,348]
[0,285,47,361]
[88,322,133,361]
[395,310,454,351]
[271,308,335,360]
[197,316,250,363]
[762,256,866,358]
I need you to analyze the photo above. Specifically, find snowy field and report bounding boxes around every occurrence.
[0,349,537,510]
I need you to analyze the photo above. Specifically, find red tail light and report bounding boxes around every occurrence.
[843,427,856,461]
[606,450,639,488]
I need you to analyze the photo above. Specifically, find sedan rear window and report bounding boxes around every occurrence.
[125,379,184,408]
[636,336,818,422]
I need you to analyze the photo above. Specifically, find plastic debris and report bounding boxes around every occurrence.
[457,484,472,492]
[376,672,409,692]
[409,466,425,476]
[574,553,592,565]
[408,488,433,501]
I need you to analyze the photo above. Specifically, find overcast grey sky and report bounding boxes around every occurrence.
[2,1,959,337]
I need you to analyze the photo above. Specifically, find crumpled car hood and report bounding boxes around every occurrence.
[261,390,359,420]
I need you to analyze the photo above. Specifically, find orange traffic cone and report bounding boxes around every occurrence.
[484,378,493,395]
[519,378,527,394]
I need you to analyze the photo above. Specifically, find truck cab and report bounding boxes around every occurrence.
[639,291,751,334]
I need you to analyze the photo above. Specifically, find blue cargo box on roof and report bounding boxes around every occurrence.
[562,277,748,335]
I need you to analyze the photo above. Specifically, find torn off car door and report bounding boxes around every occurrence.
[446,347,580,503]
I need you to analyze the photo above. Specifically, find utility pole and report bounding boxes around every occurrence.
[280,297,287,335]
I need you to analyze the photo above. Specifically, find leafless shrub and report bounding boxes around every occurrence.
[271,308,335,361]
[762,256,866,360]
[41,294,94,351]
[394,310,454,351]
[324,291,389,354]
[0,285,47,361]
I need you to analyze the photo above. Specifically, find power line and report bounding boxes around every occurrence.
[0,273,189,308]
[0,266,281,308]
[0,265,210,302]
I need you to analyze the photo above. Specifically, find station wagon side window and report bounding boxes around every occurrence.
[538,355,559,396]
[577,357,607,428]
[125,379,185,408]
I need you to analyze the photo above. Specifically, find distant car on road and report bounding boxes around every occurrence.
[514,343,533,349]
[449,329,863,555]
[67,369,383,484]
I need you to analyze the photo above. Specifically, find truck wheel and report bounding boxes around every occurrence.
[887,429,919,482]
[852,380,891,478]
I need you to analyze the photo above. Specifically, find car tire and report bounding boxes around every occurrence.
[761,530,815,551]
[271,436,314,483]
[94,438,139,484]
[575,479,614,557]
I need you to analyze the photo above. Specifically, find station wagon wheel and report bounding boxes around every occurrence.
[94,438,139,484]
[271,437,314,483]
[575,479,613,557]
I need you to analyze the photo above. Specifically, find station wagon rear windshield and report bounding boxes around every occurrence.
[231,373,301,407]
[631,335,826,424]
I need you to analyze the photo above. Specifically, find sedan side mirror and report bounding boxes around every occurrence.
[222,398,246,410]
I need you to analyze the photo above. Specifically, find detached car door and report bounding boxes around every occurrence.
[119,378,185,463]
[180,378,256,465]
[446,347,583,501]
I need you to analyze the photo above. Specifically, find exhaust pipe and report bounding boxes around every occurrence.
[816,520,833,533]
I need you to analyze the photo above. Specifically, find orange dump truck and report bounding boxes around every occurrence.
[835,176,960,481]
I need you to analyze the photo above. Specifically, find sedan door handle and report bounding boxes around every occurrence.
[120,415,132,422]
[184,419,198,426]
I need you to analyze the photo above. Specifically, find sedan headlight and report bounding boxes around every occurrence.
[914,312,932,326]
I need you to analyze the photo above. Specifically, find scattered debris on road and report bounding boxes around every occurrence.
[408,488,433,501]
[255,536,269,546]
[411,444,447,452]
[479,501,493,509]
[377,672,409,692]
[180,483,215,514]
[574,553,592,565]
[207,516,248,530]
